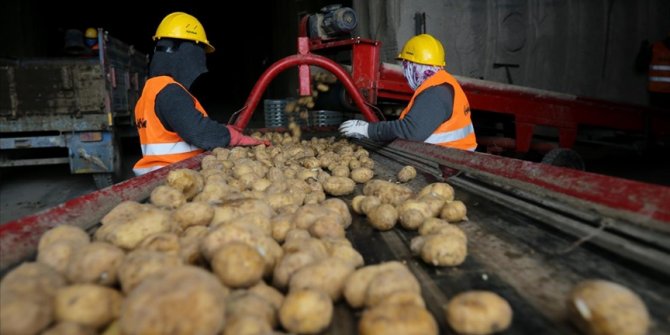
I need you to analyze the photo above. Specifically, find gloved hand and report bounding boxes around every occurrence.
[339,120,369,139]
[226,125,271,146]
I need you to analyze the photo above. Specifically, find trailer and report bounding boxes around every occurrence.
[0,28,147,188]
[1,137,668,334]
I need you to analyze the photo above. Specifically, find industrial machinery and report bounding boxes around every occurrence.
[0,29,147,188]
[1,6,669,335]
[233,5,670,169]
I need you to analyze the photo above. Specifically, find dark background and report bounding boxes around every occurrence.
[1,0,346,124]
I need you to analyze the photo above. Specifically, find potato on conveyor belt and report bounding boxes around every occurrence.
[567,280,649,335]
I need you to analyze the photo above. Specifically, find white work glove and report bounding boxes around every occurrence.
[339,120,369,139]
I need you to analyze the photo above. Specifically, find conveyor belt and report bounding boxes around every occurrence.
[1,137,668,334]
[331,145,670,335]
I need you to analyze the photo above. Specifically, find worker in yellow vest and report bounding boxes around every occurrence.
[134,12,266,176]
[339,34,477,151]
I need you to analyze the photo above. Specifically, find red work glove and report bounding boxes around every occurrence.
[226,125,271,146]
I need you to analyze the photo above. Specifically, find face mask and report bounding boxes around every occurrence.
[403,60,441,91]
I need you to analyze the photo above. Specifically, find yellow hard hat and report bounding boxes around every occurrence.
[85,27,97,39]
[153,12,215,53]
[397,34,445,66]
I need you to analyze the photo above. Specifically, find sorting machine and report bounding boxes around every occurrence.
[1,6,669,335]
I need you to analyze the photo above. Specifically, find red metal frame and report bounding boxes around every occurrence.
[231,37,378,130]
[390,139,670,227]
[0,154,204,271]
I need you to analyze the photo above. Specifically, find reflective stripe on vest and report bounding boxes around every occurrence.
[649,42,670,93]
[425,124,475,144]
[400,70,477,151]
[133,165,163,176]
[141,141,201,155]
[133,76,207,175]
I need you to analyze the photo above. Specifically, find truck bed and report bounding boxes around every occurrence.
[1,137,668,334]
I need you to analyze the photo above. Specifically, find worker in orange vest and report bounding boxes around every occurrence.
[636,33,670,108]
[339,34,477,151]
[133,12,267,176]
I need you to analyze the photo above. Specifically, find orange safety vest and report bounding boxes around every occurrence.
[133,76,206,175]
[400,70,477,151]
[649,41,670,93]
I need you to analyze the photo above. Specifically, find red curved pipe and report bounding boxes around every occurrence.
[232,53,379,130]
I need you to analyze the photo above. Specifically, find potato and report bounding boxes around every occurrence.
[360,196,382,215]
[351,195,366,214]
[289,257,355,301]
[118,250,183,293]
[418,217,450,235]
[359,303,438,335]
[418,182,454,201]
[212,242,265,288]
[211,198,274,226]
[100,200,144,226]
[249,282,285,311]
[54,284,122,328]
[66,242,125,286]
[149,185,186,209]
[367,204,398,231]
[377,290,426,308]
[279,289,333,334]
[42,322,96,335]
[304,190,326,204]
[440,200,467,222]
[0,262,66,297]
[308,217,346,239]
[363,180,413,206]
[325,242,364,268]
[418,194,446,217]
[120,266,227,335]
[397,165,417,183]
[349,168,375,184]
[270,213,294,242]
[94,204,172,250]
[344,262,405,308]
[398,200,433,229]
[37,240,85,275]
[419,232,467,266]
[166,168,205,200]
[181,225,209,239]
[331,165,350,177]
[322,176,356,196]
[226,291,277,328]
[567,280,649,335]
[38,224,90,252]
[137,232,181,256]
[272,251,320,289]
[223,316,272,335]
[194,181,238,203]
[174,201,214,228]
[365,266,421,307]
[322,198,352,228]
[445,291,512,335]
[0,292,53,335]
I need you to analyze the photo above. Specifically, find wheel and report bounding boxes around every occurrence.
[92,173,115,189]
[91,136,123,189]
[541,148,585,170]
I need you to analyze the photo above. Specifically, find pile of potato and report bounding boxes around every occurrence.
[0,132,650,335]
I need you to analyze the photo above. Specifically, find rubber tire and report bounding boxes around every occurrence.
[92,137,123,189]
[541,148,585,171]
